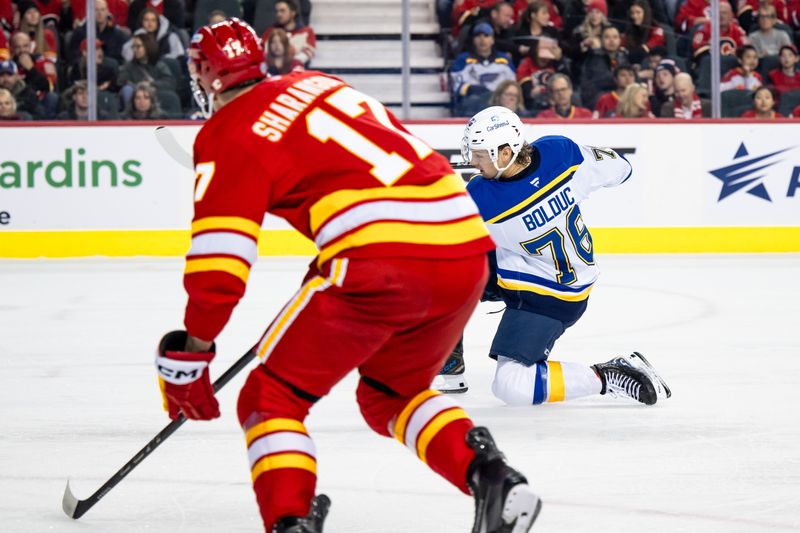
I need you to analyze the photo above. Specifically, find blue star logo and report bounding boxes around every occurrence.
[709,143,793,202]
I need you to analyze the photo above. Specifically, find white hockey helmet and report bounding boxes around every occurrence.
[460,106,526,178]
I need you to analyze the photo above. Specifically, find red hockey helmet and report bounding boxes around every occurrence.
[188,18,265,110]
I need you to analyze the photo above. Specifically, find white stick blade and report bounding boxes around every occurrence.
[62,479,80,518]
[154,126,194,170]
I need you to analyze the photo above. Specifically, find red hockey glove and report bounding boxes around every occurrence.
[156,330,220,421]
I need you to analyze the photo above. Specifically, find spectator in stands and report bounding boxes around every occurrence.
[487,1,516,57]
[488,78,529,114]
[15,2,58,65]
[792,105,800,118]
[261,0,316,67]
[515,1,561,63]
[660,72,710,117]
[68,0,129,64]
[580,24,630,109]
[738,0,789,32]
[616,83,655,117]
[675,0,710,34]
[450,21,516,116]
[207,9,227,24]
[740,85,783,117]
[769,44,800,95]
[720,44,763,90]
[691,1,747,61]
[10,31,57,116]
[122,80,166,119]
[0,86,29,120]
[117,33,175,107]
[747,3,792,57]
[68,38,118,91]
[594,64,636,117]
[649,57,677,116]
[568,0,608,63]
[511,0,563,30]
[622,0,666,64]
[127,0,186,31]
[265,28,303,75]
[70,0,129,30]
[122,7,185,61]
[537,72,593,117]
[0,59,42,117]
[517,36,570,111]
[58,80,110,120]
[451,0,495,41]
[29,0,63,27]
[10,31,56,92]
[1,0,14,38]
[635,44,666,91]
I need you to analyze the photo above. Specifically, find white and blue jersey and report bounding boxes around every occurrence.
[467,135,632,323]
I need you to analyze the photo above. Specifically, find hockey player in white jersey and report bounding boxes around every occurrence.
[434,106,671,406]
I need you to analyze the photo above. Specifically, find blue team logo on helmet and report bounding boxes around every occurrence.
[708,142,794,202]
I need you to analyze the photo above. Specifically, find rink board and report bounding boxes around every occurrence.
[1,121,799,257]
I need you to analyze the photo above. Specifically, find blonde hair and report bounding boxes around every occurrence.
[0,87,17,115]
[489,80,525,112]
[616,84,649,118]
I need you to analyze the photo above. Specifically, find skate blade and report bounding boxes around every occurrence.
[501,484,542,533]
[631,352,672,399]
[432,373,468,394]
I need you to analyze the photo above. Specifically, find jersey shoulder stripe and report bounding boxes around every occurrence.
[467,135,584,224]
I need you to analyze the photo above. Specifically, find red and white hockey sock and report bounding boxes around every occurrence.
[244,417,317,531]
[390,389,475,494]
[492,356,602,406]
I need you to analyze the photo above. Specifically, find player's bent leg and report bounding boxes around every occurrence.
[238,366,324,532]
[357,378,476,493]
[492,357,603,406]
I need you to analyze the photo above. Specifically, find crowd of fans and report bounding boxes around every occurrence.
[444,0,800,118]
[1,0,799,120]
[0,0,315,120]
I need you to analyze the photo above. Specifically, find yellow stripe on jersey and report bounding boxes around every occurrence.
[250,452,317,482]
[192,216,261,239]
[496,278,593,302]
[485,165,581,224]
[245,418,309,447]
[547,362,565,402]
[309,174,467,233]
[393,389,440,443]
[416,408,470,463]
[317,217,489,266]
[184,257,250,284]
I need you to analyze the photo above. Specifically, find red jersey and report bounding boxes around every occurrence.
[692,22,748,57]
[676,0,710,32]
[790,0,800,26]
[622,25,666,51]
[593,91,620,118]
[184,71,494,340]
[769,69,800,94]
[537,106,593,119]
[740,109,783,118]
[0,30,7,61]
[262,25,316,65]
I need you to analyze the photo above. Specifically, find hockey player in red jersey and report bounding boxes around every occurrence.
[154,18,542,533]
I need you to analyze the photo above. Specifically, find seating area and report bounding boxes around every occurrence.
[1,0,799,121]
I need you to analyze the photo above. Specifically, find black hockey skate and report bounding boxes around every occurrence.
[592,354,662,406]
[273,494,331,533]
[466,427,542,533]
[433,338,468,393]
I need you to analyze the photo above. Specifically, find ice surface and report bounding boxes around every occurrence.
[1,255,799,532]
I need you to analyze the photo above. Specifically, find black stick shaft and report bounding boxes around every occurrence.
[64,347,258,519]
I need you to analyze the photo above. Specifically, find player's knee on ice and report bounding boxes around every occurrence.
[492,357,537,406]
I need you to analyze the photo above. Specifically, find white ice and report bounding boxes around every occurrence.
[1,255,799,533]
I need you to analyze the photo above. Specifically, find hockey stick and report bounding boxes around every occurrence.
[62,345,258,520]
[154,126,193,170]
